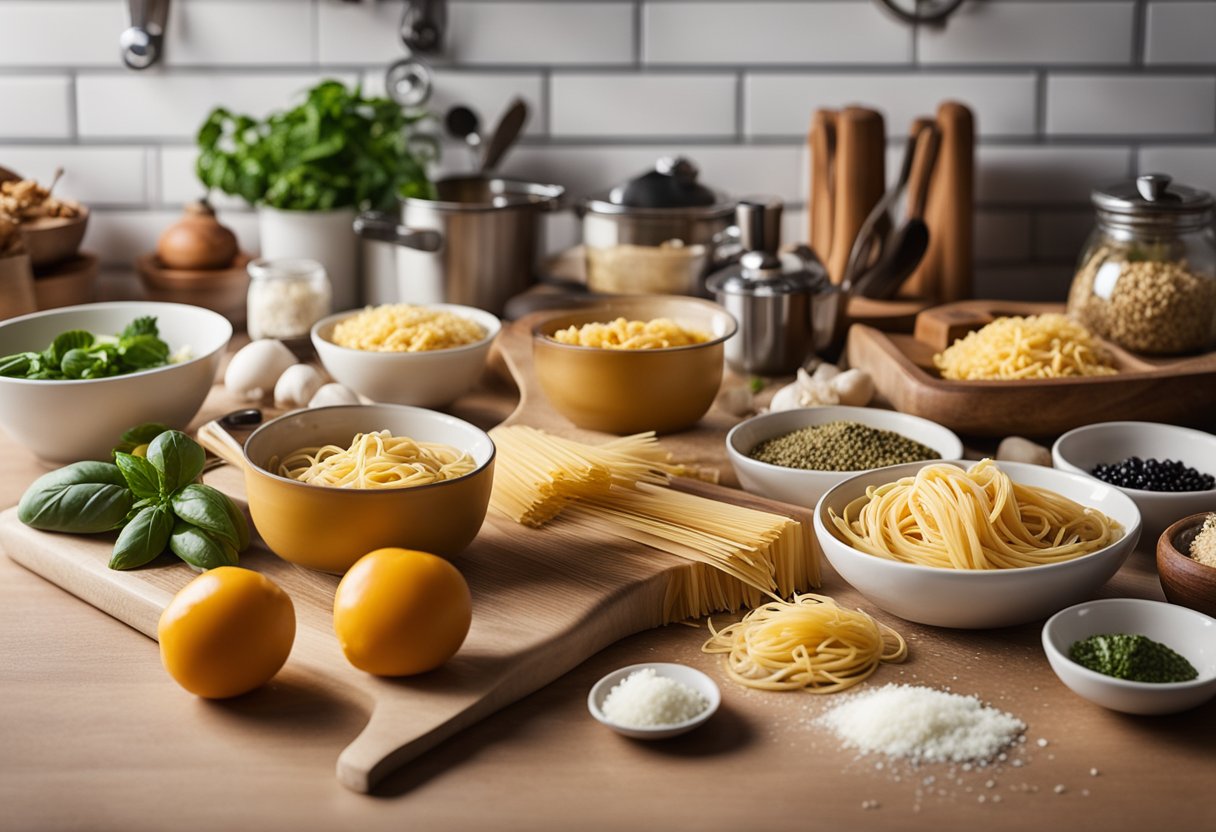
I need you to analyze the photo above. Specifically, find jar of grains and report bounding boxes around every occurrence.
[1067,173,1216,355]
[246,257,332,340]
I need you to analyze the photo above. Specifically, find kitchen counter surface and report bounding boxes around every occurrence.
[2,357,1215,832]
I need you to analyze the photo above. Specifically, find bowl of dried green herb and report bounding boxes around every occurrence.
[1042,598,1216,715]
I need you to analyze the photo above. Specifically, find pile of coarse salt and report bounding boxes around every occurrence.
[817,684,1025,764]
[601,668,708,728]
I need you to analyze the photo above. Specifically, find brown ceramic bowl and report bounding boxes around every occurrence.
[531,296,737,435]
[136,252,251,327]
[21,207,89,268]
[1157,512,1216,618]
[240,404,495,573]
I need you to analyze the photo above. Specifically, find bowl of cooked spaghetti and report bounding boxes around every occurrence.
[312,303,501,408]
[531,296,737,434]
[813,459,1141,628]
[238,404,495,572]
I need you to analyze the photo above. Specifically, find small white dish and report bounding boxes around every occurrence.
[587,662,720,740]
[1042,598,1216,715]
[1052,421,1216,544]
[727,405,964,509]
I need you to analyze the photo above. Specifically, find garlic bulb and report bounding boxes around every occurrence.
[830,368,875,407]
[273,364,326,409]
[224,340,296,402]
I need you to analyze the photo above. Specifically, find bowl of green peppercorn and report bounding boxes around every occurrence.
[726,406,964,509]
[1042,598,1216,715]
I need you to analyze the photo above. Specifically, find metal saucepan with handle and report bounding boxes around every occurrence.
[353,175,564,316]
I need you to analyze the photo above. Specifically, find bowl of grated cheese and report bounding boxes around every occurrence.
[312,303,501,408]
[588,662,720,740]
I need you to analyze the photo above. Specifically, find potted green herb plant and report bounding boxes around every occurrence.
[195,79,435,310]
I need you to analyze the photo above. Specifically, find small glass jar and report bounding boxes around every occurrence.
[246,258,332,340]
[1067,174,1216,355]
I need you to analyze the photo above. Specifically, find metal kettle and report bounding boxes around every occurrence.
[706,198,839,375]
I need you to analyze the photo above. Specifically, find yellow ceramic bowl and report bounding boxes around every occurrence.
[532,296,737,434]
[240,404,495,573]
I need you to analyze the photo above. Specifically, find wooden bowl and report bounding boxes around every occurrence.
[20,207,89,268]
[1158,513,1216,618]
[136,252,251,327]
[531,296,736,435]
[32,252,98,310]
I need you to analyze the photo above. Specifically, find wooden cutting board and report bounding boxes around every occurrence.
[847,300,1216,437]
[0,324,818,794]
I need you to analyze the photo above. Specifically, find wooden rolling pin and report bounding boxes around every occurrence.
[809,109,837,261]
[826,107,886,285]
[903,101,974,301]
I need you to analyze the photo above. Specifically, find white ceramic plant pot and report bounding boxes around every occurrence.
[258,206,359,312]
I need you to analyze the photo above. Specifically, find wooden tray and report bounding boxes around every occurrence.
[846,300,1216,438]
[0,331,814,794]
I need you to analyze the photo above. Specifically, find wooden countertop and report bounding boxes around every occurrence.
[2,355,1215,832]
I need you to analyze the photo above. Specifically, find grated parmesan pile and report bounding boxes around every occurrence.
[602,668,708,728]
[816,684,1025,764]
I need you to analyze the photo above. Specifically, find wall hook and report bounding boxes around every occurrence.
[120,0,171,70]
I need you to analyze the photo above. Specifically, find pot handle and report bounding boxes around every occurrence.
[353,211,443,252]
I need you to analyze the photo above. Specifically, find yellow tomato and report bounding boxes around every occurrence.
[158,566,296,699]
[132,443,149,458]
[333,548,472,676]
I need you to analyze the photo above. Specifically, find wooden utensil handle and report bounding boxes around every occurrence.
[905,122,940,220]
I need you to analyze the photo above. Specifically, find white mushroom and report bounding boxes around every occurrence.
[273,364,327,409]
[224,339,296,402]
[308,383,361,408]
[829,368,875,407]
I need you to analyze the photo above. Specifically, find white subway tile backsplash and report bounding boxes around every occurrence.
[1139,145,1216,196]
[745,73,1036,138]
[1046,75,1216,135]
[974,212,1032,264]
[166,1,314,66]
[86,209,260,266]
[159,146,249,209]
[920,2,1135,66]
[551,74,736,138]
[1146,2,1216,65]
[0,2,125,67]
[643,2,911,65]
[361,70,545,138]
[0,147,148,206]
[76,72,356,138]
[976,147,1130,205]
[320,1,634,65]
[1034,210,1094,261]
[0,76,72,139]
[504,145,805,204]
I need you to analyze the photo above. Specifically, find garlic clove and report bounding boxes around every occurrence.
[224,339,297,402]
[829,368,875,407]
[274,364,327,409]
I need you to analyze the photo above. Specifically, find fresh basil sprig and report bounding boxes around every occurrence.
[19,429,249,571]
[0,316,172,380]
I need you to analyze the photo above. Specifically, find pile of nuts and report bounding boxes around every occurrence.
[0,177,81,222]
[1068,245,1216,354]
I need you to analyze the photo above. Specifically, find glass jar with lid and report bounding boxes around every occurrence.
[246,257,332,341]
[1066,173,1216,355]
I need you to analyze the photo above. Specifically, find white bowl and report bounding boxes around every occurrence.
[0,301,231,462]
[814,460,1142,629]
[727,406,964,509]
[311,304,501,408]
[587,662,720,740]
[1053,421,1216,544]
[1042,598,1216,715]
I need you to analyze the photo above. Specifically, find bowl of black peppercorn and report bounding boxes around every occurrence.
[1053,422,1216,543]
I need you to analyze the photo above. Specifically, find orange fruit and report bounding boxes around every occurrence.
[158,566,295,699]
[333,548,472,676]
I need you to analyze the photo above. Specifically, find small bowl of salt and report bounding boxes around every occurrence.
[588,662,720,740]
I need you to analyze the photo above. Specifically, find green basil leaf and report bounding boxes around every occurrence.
[119,316,158,340]
[170,521,239,570]
[18,462,134,533]
[114,452,162,501]
[109,504,173,570]
[113,422,171,456]
[170,484,247,550]
[117,334,169,370]
[60,347,103,379]
[0,352,39,378]
[44,330,94,365]
[148,430,206,494]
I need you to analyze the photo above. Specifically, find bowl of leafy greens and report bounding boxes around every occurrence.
[0,301,231,462]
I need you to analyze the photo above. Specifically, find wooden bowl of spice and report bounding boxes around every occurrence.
[1158,513,1216,618]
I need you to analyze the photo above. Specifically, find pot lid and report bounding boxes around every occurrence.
[584,156,735,217]
[706,198,829,296]
[1092,173,1214,216]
